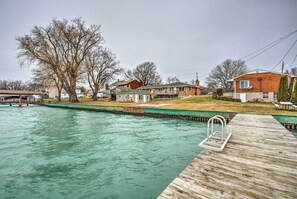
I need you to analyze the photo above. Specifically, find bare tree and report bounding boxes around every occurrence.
[24,80,44,91]
[16,18,103,102]
[287,67,297,75]
[166,76,180,84]
[0,80,25,90]
[84,47,122,101]
[32,65,63,101]
[206,59,248,89]
[124,62,162,85]
[0,79,43,91]
[0,80,10,90]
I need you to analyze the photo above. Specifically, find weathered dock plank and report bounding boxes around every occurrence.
[157,114,297,199]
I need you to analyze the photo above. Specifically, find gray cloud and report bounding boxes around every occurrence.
[0,0,296,85]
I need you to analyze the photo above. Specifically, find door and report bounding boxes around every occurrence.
[240,93,247,103]
[174,87,177,94]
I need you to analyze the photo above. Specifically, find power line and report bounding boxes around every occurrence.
[245,38,293,62]
[287,53,297,70]
[270,37,297,71]
[239,29,297,61]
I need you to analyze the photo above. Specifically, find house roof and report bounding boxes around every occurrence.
[110,80,125,87]
[117,89,150,95]
[117,80,136,86]
[138,82,198,89]
[228,69,287,81]
[0,89,45,95]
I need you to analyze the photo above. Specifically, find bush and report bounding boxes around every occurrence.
[216,88,223,96]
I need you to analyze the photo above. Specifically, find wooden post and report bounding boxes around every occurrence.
[19,95,22,107]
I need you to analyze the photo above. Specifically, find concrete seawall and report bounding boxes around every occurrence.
[44,102,236,123]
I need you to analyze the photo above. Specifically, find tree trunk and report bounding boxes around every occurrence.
[92,87,99,101]
[69,78,79,103]
[69,91,79,103]
[57,88,62,101]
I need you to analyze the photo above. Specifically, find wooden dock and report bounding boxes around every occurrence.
[157,114,297,199]
[0,101,43,106]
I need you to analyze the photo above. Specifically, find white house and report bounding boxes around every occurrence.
[116,89,150,103]
[61,88,85,99]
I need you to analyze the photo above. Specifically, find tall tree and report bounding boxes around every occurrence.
[288,67,297,76]
[288,78,294,98]
[277,76,290,102]
[290,80,297,104]
[277,77,284,102]
[206,59,248,89]
[16,18,103,102]
[124,62,162,85]
[84,47,122,101]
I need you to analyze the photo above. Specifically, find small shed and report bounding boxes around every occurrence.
[116,89,150,103]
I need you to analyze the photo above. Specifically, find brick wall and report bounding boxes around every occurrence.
[129,80,142,89]
[234,73,285,93]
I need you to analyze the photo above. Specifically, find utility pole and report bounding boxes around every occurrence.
[282,61,285,73]
[196,72,199,80]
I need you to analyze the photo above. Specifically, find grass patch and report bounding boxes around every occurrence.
[45,95,297,116]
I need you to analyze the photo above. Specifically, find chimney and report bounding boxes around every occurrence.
[195,80,200,86]
[195,72,199,86]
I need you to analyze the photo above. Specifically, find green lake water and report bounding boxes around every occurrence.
[0,106,210,199]
[290,130,297,137]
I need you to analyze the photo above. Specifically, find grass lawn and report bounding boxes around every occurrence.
[45,95,297,116]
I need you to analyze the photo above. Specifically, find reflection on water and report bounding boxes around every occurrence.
[0,106,211,199]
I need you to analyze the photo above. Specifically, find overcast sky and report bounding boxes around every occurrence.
[0,0,296,85]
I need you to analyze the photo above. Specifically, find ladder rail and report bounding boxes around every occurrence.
[200,115,232,152]
[207,116,224,143]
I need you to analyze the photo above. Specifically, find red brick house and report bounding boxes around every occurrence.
[117,80,143,89]
[228,69,295,102]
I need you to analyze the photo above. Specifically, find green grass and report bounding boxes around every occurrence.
[45,95,297,116]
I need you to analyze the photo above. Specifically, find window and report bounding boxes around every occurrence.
[168,87,172,92]
[263,92,268,99]
[240,80,250,89]
[189,87,192,91]
[273,92,277,99]
[158,88,163,91]
[179,87,185,92]
[139,95,143,100]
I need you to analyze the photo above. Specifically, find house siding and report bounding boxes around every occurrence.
[235,73,284,93]
[143,86,199,97]
[233,72,288,102]
[117,80,142,89]
[116,94,150,102]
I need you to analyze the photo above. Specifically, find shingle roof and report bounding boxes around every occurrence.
[110,80,125,87]
[117,89,150,95]
[138,82,198,89]
[117,80,136,86]
[230,69,287,81]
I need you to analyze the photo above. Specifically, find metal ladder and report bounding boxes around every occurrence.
[199,115,232,152]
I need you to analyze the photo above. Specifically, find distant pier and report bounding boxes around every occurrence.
[0,101,43,106]
[0,89,45,106]
[158,114,297,199]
